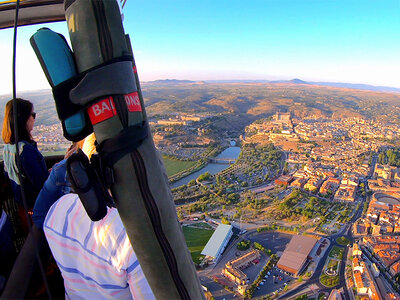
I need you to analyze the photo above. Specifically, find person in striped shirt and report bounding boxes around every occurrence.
[43,192,155,300]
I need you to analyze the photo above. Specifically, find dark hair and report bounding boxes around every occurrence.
[1,98,34,144]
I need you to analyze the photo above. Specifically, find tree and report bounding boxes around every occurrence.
[177,210,184,220]
[197,171,211,182]
[221,217,231,225]
[188,179,196,186]
[283,162,289,174]
[237,240,251,251]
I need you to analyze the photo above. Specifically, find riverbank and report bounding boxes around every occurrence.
[167,145,226,184]
[170,146,241,188]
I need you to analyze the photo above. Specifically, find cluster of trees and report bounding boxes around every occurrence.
[197,171,211,182]
[301,196,328,220]
[221,217,231,225]
[253,242,272,256]
[336,205,352,223]
[237,240,251,251]
[257,224,300,233]
[276,189,330,220]
[294,295,309,300]
[238,191,270,210]
[378,148,400,166]
[237,143,283,185]
[278,189,302,217]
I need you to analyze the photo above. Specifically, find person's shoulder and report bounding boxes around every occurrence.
[50,193,79,212]
[44,194,80,234]
[21,140,36,148]
[52,159,67,171]
[45,194,78,222]
[19,141,38,153]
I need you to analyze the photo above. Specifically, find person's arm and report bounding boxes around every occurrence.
[32,167,63,229]
[126,262,156,300]
[20,143,49,190]
[122,236,155,300]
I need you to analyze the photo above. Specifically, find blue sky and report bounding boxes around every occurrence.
[0,0,399,94]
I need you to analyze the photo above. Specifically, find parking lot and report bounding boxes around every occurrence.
[203,230,294,299]
[252,265,294,298]
[241,252,269,284]
[250,231,292,254]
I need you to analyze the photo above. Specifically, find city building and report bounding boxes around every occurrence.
[274,175,293,186]
[276,235,318,276]
[291,177,308,188]
[334,185,356,202]
[304,177,323,193]
[353,244,362,256]
[201,224,233,262]
[320,177,341,196]
[272,112,292,127]
[328,289,343,300]
[222,249,261,289]
[352,260,382,300]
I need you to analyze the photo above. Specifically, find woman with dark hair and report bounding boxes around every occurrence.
[1,98,48,213]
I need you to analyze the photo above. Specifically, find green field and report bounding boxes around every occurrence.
[162,156,197,177]
[183,225,214,264]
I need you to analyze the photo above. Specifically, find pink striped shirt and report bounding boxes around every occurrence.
[44,193,155,300]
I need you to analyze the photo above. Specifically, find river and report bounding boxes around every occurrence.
[171,146,241,188]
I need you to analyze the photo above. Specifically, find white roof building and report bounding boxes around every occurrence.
[201,224,233,261]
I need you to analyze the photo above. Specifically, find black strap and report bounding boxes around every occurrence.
[52,72,85,121]
[96,122,148,168]
[52,55,134,121]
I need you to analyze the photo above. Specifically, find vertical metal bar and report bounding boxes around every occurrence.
[11,2,52,298]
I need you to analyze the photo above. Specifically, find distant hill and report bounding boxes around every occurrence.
[0,89,58,128]
[269,78,309,84]
[2,81,400,132]
[204,79,400,93]
[143,79,205,86]
[309,81,400,93]
[142,82,400,123]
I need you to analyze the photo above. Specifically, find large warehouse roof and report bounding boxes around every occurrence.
[201,224,232,258]
[277,235,318,274]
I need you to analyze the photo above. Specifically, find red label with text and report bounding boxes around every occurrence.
[124,92,142,112]
[88,97,117,125]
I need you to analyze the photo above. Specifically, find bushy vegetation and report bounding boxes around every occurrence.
[253,242,272,256]
[320,273,339,287]
[238,143,282,183]
[378,148,400,166]
[237,240,251,250]
[257,224,300,233]
[295,295,308,300]
[197,171,211,182]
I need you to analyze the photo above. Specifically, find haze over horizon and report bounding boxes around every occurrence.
[0,0,399,95]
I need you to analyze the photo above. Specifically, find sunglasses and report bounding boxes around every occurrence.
[31,112,36,119]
